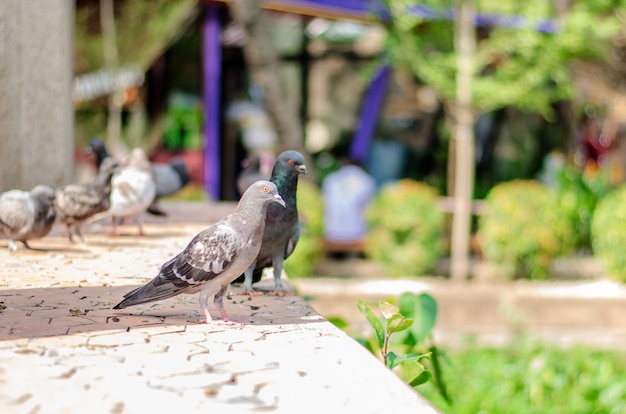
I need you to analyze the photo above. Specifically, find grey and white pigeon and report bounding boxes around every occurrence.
[86,137,191,216]
[55,157,120,243]
[89,148,157,235]
[0,185,57,251]
[113,180,286,323]
[234,150,308,295]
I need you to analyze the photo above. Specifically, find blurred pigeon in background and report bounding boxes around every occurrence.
[113,180,286,323]
[234,150,308,295]
[55,157,120,243]
[148,158,191,216]
[0,185,57,251]
[89,148,156,235]
[236,153,266,197]
[86,137,191,216]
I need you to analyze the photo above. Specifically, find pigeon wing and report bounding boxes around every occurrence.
[114,222,244,308]
[0,192,31,235]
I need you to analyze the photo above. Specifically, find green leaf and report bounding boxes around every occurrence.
[387,351,432,369]
[387,314,413,334]
[399,359,432,387]
[399,292,438,344]
[326,316,349,330]
[358,299,385,350]
[379,301,400,320]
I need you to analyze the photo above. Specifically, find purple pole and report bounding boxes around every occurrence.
[202,5,221,200]
[350,64,391,163]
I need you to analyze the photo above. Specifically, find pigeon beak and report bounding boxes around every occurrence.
[297,164,308,175]
[274,194,286,208]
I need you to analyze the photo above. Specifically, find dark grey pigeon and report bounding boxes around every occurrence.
[0,185,57,251]
[55,157,120,243]
[234,150,308,295]
[148,158,191,216]
[113,180,286,323]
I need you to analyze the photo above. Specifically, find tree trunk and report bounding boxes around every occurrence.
[99,0,124,153]
[450,0,476,281]
[227,0,307,158]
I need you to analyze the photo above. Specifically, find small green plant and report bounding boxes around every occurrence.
[478,180,575,279]
[283,179,325,278]
[365,179,445,276]
[357,292,450,402]
[592,184,626,281]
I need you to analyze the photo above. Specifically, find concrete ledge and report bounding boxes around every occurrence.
[0,211,439,413]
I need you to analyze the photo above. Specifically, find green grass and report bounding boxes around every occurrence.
[418,340,626,413]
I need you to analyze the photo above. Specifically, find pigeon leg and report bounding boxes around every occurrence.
[66,223,74,242]
[269,256,294,297]
[75,225,86,244]
[137,215,145,236]
[7,239,18,252]
[110,217,119,236]
[214,285,241,324]
[198,288,214,323]
[240,262,263,296]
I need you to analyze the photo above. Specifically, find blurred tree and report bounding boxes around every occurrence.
[379,0,626,279]
[227,0,309,160]
[75,0,197,74]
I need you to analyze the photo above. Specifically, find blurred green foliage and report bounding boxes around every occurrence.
[365,179,445,276]
[592,184,626,281]
[283,180,325,278]
[419,341,626,414]
[554,166,612,251]
[478,180,575,279]
[381,0,624,119]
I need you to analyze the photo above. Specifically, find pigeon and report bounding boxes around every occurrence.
[236,153,266,197]
[148,158,191,216]
[113,180,286,323]
[234,150,308,295]
[89,148,157,235]
[55,157,120,243]
[0,185,57,251]
[86,137,191,216]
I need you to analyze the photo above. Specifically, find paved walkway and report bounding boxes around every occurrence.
[0,203,438,414]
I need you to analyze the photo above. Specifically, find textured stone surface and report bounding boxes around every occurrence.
[0,204,438,413]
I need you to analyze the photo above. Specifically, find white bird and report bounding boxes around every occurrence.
[90,148,156,235]
[113,180,286,323]
[0,185,56,251]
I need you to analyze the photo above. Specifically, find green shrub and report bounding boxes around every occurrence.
[553,166,611,251]
[365,179,445,276]
[591,184,626,281]
[478,180,575,279]
[283,179,325,278]
[419,341,626,414]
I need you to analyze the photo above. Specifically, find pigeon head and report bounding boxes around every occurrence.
[86,137,110,167]
[241,180,285,209]
[126,148,153,172]
[31,185,56,203]
[273,150,308,177]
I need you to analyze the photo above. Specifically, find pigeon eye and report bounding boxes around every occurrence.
[262,185,269,193]
[287,159,294,165]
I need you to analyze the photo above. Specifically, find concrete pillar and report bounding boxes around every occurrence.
[0,0,74,190]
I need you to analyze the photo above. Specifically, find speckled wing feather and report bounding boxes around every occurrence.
[115,221,244,307]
